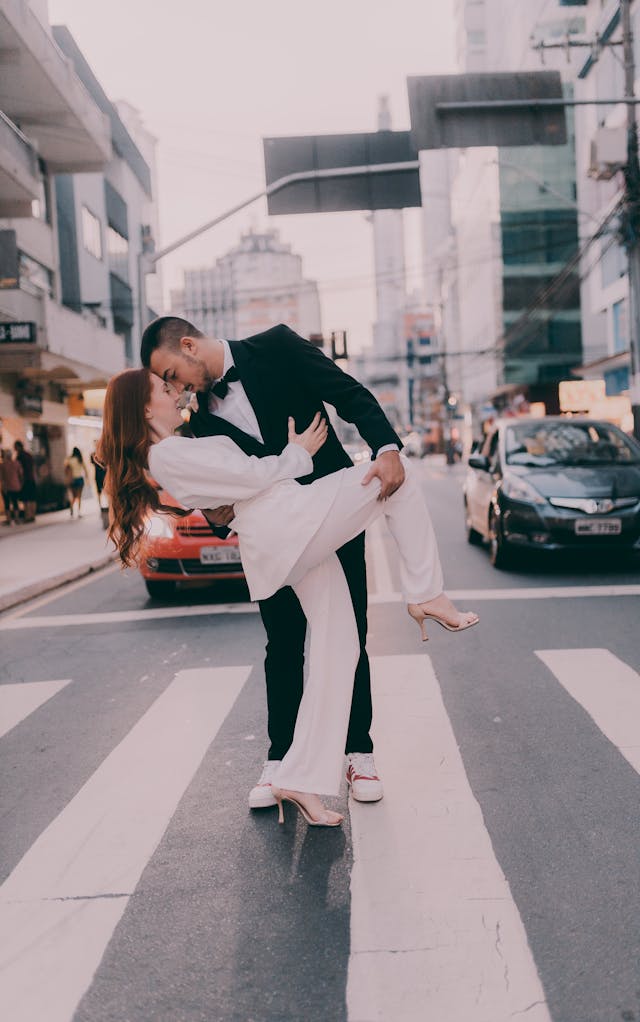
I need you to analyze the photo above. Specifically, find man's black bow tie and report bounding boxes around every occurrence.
[211,365,240,399]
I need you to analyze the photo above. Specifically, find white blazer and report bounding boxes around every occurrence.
[148,435,344,601]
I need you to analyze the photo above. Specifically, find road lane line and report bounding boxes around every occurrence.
[0,666,249,1022]
[369,584,640,604]
[1,585,638,631]
[0,680,71,740]
[536,649,640,774]
[347,654,550,1022]
[0,601,258,630]
[366,518,394,595]
[2,564,120,622]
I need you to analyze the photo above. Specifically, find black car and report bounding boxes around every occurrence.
[463,417,640,568]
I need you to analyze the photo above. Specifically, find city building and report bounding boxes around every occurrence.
[171,227,321,340]
[355,97,440,433]
[569,0,637,432]
[0,1,160,510]
[421,0,587,436]
[52,26,161,367]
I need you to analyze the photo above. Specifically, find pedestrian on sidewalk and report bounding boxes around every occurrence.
[0,448,23,526]
[91,443,107,507]
[14,440,37,522]
[64,447,88,518]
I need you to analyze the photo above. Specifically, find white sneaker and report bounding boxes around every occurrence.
[346,753,384,803]
[248,760,281,809]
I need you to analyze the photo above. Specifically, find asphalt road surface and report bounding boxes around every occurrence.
[1,458,639,1022]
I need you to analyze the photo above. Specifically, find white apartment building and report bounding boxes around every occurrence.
[52,26,161,366]
[571,0,637,429]
[371,96,407,363]
[354,97,440,433]
[0,1,160,509]
[171,228,321,341]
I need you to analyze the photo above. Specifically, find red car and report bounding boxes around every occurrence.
[140,491,245,599]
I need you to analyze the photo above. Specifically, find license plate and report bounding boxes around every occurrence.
[199,546,241,564]
[574,518,622,536]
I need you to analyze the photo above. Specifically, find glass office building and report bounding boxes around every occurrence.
[498,91,581,396]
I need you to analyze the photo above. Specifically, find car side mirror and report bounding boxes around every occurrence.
[468,454,490,471]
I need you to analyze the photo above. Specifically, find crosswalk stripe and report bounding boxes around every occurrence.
[536,648,640,775]
[0,680,71,740]
[347,654,550,1022]
[0,666,249,1022]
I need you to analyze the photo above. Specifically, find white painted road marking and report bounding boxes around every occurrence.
[0,680,71,740]
[536,648,640,774]
[0,601,258,630]
[0,666,249,1022]
[1,563,120,622]
[347,654,551,1022]
[370,584,640,604]
[2,585,638,630]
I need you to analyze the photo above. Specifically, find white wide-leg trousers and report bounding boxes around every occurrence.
[273,457,444,796]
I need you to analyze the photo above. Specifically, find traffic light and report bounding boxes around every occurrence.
[331,331,348,361]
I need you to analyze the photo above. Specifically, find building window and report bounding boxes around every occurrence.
[601,241,627,288]
[612,299,628,354]
[107,226,129,283]
[82,206,103,260]
[32,161,52,224]
[467,30,486,46]
[18,251,53,297]
[604,366,629,395]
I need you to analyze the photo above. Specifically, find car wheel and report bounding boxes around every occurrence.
[464,500,484,546]
[145,579,177,600]
[489,509,512,569]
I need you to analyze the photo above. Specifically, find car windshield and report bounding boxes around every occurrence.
[504,422,640,467]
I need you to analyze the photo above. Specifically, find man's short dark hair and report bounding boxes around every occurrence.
[140,316,203,367]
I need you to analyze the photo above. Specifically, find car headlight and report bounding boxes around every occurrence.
[145,514,174,538]
[501,475,546,506]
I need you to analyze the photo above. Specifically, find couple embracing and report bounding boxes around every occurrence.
[98,318,478,828]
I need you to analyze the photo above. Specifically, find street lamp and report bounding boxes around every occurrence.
[137,159,420,331]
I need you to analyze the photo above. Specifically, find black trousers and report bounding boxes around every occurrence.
[258,531,373,760]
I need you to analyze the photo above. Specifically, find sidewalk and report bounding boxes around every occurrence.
[0,494,117,613]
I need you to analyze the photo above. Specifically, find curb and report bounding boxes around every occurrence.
[0,552,118,615]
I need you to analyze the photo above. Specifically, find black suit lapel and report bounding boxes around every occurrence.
[189,401,265,457]
[229,339,282,450]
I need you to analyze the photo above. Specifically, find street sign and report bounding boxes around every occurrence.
[407,71,567,150]
[0,321,36,343]
[263,131,421,214]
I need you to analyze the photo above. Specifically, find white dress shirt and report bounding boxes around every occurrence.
[208,339,263,442]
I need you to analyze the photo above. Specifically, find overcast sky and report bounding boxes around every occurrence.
[49,0,457,351]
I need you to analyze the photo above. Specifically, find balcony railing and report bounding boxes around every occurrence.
[0,110,39,180]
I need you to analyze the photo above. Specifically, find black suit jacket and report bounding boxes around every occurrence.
[187,324,402,486]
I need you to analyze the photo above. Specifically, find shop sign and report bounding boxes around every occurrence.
[559,379,606,412]
[0,321,36,344]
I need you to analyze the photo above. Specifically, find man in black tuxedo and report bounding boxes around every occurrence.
[141,317,404,807]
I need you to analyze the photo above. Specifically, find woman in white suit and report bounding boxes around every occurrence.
[98,369,478,828]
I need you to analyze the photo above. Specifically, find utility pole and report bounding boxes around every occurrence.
[436,265,453,457]
[621,0,640,440]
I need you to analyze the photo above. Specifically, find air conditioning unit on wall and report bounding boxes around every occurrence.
[589,126,627,181]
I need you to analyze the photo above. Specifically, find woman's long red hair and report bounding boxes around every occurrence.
[97,368,164,567]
